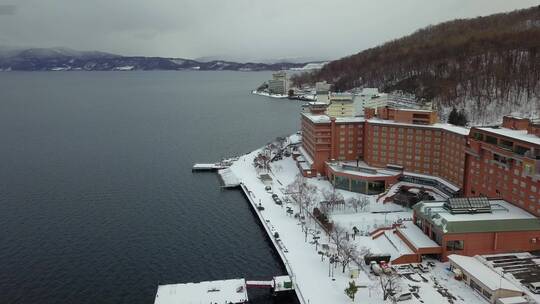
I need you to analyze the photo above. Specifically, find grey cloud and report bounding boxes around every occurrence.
[0,4,16,15]
[0,0,538,61]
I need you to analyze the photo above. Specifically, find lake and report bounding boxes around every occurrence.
[0,71,301,304]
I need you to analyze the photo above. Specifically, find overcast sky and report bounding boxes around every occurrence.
[0,0,538,61]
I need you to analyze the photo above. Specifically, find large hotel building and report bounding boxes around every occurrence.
[298,101,540,261]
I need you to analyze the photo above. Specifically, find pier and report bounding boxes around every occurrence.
[191,163,227,171]
[153,276,293,303]
[154,278,248,304]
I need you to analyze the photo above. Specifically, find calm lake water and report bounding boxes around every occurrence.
[0,71,301,304]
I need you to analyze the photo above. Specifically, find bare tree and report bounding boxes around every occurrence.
[330,225,347,256]
[379,272,402,302]
[286,174,317,216]
[322,187,344,212]
[359,196,370,211]
[338,241,357,273]
[348,195,370,213]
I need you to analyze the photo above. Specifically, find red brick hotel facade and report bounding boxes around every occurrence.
[300,107,540,212]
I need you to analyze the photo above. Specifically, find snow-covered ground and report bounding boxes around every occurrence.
[227,142,489,303]
[251,90,289,99]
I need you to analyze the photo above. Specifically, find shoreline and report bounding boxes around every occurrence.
[238,183,307,304]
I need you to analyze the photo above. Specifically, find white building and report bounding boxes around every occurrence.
[327,92,355,117]
[268,71,288,95]
[448,254,524,304]
[315,81,331,104]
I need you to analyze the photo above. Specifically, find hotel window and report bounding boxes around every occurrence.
[446,240,464,251]
[485,135,497,145]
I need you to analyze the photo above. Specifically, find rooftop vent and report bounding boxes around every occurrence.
[443,197,492,214]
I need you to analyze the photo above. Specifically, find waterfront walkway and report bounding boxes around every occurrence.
[229,150,373,304]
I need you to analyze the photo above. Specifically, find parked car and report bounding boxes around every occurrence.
[396,293,412,302]
[271,194,278,199]
[265,186,272,193]
[370,261,382,276]
[274,198,283,205]
[528,282,540,294]
[380,261,392,274]
[417,263,429,273]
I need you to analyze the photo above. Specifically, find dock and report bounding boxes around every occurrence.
[192,163,227,171]
[153,276,293,304]
[218,168,240,188]
[154,278,248,304]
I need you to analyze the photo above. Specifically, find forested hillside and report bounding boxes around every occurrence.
[293,6,540,124]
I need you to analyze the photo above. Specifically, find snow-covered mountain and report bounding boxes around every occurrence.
[0,47,311,71]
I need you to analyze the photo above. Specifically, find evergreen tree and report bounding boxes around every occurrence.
[448,107,458,124]
[456,109,468,126]
[344,280,358,302]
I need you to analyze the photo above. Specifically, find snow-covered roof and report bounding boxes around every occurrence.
[326,161,401,178]
[307,101,328,106]
[448,254,522,293]
[393,108,434,113]
[497,296,529,304]
[298,146,314,165]
[367,119,470,136]
[298,161,312,171]
[477,126,540,146]
[288,133,302,145]
[403,171,460,192]
[398,221,440,249]
[302,113,364,124]
[154,279,248,304]
[414,199,540,234]
[372,230,414,261]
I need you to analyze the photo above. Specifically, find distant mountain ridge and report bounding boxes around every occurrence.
[292,6,540,123]
[0,47,312,71]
